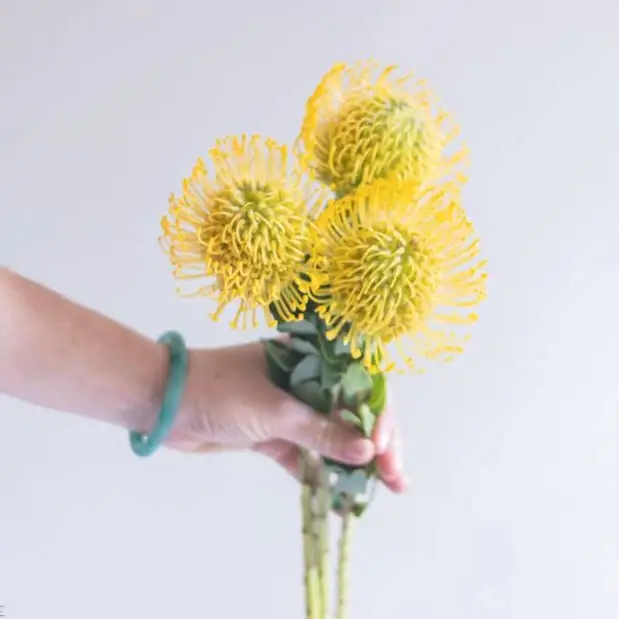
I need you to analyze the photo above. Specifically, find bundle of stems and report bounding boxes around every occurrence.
[264,310,385,619]
[300,453,356,619]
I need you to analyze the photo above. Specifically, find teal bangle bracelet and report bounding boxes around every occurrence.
[129,331,189,457]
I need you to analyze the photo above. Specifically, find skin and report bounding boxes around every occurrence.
[0,267,407,492]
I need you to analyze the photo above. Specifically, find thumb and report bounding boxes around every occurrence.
[276,403,375,465]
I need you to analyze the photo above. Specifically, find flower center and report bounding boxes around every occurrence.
[317,95,440,195]
[329,223,439,338]
[197,180,310,297]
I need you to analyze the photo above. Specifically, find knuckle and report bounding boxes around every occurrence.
[314,416,332,450]
[315,417,342,455]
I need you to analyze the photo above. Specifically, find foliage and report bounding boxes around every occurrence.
[265,310,387,516]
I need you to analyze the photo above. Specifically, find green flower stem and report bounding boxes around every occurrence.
[264,316,387,619]
[336,497,354,619]
[301,452,322,619]
[316,462,331,617]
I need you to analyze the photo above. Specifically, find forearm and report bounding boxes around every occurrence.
[0,268,168,432]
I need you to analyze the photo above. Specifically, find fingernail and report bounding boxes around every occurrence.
[376,428,392,454]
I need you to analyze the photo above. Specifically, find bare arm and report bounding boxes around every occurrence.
[0,267,167,432]
[0,268,404,488]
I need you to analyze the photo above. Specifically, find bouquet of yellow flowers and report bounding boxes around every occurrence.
[160,60,486,618]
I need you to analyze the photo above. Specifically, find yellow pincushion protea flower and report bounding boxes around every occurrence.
[310,180,487,373]
[297,61,467,197]
[160,135,326,328]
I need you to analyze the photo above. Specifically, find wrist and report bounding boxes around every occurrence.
[125,338,204,443]
[172,347,205,436]
[122,339,170,434]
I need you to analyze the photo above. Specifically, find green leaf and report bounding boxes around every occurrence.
[262,339,296,373]
[368,373,387,415]
[339,409,362,429]
[290,380,331,414]
[358,403,375,438]
[331,495,343,512]
[333,339,351,356]
[263,340,293,390]
[352,477,379,517]
[332,469,370,496]
[289,337,320,356]
[290,354,321,387]
[276,319,317,336]
[264,357,289,390]
[341,362,373,404]
[323,458,356,475]
[316,330,340,364]
[320,363,341,389]
[324,462,348,477]
[352,502,367,517]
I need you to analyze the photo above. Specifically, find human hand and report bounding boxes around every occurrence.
[167,341,408,493]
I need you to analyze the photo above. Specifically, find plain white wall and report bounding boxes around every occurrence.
[1,1,618,617]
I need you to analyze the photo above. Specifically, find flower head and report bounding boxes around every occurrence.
[297,61,467,197]
[310,180,487,373]
[160,135,326,328]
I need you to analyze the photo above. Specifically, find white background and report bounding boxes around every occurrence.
[1,1,618,617]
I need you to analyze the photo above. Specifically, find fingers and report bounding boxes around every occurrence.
[373,410,408,493]
[269,394,406,490]
[276,404,375,465]
[257,424,407,497]
[376,429,408,492]
[373,406,395,454]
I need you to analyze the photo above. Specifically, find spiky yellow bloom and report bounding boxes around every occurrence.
[160,135,326,328]
[297,61,467,197]
[310,180,487,373]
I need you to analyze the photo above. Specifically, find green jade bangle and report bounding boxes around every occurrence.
[130,331,189,457]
